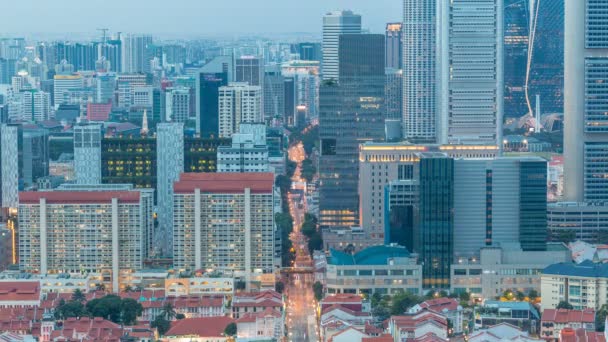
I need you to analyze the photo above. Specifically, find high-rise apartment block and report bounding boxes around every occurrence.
[18,186,153,292]
[53,74,83,109]
[322,10,362,81]
[121,34,153,74]
[0,124,18,208]
[385,23,403,69]
[218,83,262,138]
[172,173,275,277]
[217,124,269,173]
[74,123,102,184]
[165,86,190,123]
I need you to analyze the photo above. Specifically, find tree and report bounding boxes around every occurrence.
[235,281,247,291]
[161,302,177,321]
[596,304,608,331]
[371,292,383,308]
[72,289,86,302]
[557,301,574,310]
[516,291,526,301]
[120,298,143,325]
[391,292,423,315]
[275,281,285,294]
[55,299,86,320]
[151,316,171,336]
[308,232,323,254]
[86,295,123,323]
[95,283,106,292]
[371,305,391,322]
[459,292,471,303]
[124,285,134,293]
[528,290,538,301]
[313,281,323,301]
[175,313,185,320]
[224,322,237,336]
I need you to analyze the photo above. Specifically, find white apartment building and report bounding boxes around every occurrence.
[172,173,275,278]
[18,187,153,292]
[20,90,51,122]
[116,73,147,109]
[53,74,83,109]
[541,260,608,311]
[165,86,190,123]
[218,83,262,138]
[217,133,269,173]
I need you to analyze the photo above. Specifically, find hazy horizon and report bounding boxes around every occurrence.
[0,0,402,39]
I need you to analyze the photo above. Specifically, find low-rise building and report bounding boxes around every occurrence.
[540,309,595,340]
[235,308,284,341]
[325,245,422,296]
[547,202,608,244]
[541,260,608,311]
[164,316,234,342]
[474,301,540,334]
[409,298,464,335]
[0,281,40,308]
[450,244,570,300]
[231,290,283,319]
[559,327,607,342]
[165,277,234,297]
[468,323,542,342]
[387,310,449,342]
[49,317,156,341]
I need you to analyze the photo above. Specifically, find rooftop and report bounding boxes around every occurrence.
[19,191,141,204]
[541,309,595,324]
[329,245,410,266]
[543,260,608,278]
[166,316,234,337]
[0,282,40,302]
[174,172,274,194]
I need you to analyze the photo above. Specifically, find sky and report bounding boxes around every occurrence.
[1,0,402,39]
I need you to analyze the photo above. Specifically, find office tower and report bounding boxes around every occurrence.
[100,39,122,72]
[293,42,322,61]
[157,123,184,257]
[96,73,116,103]
[195,71,228,137]
[418,153,453,289]
[131,86,154,109]
[165,87,190,123]
[385,68,403,139]
[200,55,234,83]
[20,126,49,189]
[184,137,230,173]
[20,89,51,122]
[283,77,296,126]
[0,58,17,84]
[322,10,362,81]
[319,34,385,228]
[0,124,18,208]
[121,34,153,73]
[403,0,436,142]
[101,136,157,188]
[217,124,269,173]
[116,73,147,109]
[74,123,102,184]
[163,44,187,65]
[18,186,153,292]
[281,61,320,123]
[564,0,608,202]
[172,173,275,277]
[235,56,263,86]
[218,83,262,138]
[385,23,403,69]
[263,65,284,119]
[438,0,503,145]
[53,74,83,108]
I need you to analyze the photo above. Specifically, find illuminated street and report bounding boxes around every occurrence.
[285,141,318,342]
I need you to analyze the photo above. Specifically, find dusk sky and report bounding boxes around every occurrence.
[1,0,402,38]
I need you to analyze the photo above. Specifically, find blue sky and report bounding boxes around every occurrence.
[1,0,402,38]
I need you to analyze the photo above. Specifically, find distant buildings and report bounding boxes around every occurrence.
[322,10,362,81]
[195,71,228,137]
[217,124,269,173]
[388,311,449,342]
[53,74,83,109]
[73,123,102,184]
[164,86,190,123]
[172,173,275,277]
[218,82,262,138]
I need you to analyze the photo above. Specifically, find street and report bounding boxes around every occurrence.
[285,142,318,342]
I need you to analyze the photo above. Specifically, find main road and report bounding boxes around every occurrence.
[285,142,318,342]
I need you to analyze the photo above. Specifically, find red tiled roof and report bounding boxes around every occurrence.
[235,308,281,323]
[561,327,607,342]
[363,334,393,342]
[419,298,459,313]
[166,316,234,337]
[50,317,126,341]
[542,309,595,324]
[390,311,448,332]
[0,282,40,302]
[19,191,141,204]
[174,173,274,194]
[411,332,449,342]
[321,304,371,317]
[321,294,363,304]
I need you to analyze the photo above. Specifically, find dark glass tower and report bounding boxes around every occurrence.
[196,71,228,138]
[417,154,454,289]
[319,34,385,228]
[519,159,547,251]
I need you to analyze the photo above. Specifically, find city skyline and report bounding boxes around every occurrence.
[0,0,402,39]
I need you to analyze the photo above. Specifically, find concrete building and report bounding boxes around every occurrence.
[172,173,275,278]
[564,0,608,203]
[20,90,51,122]
[218,83,262,138]
[450,244,570,300]
[235,56,263,86]
[156,123,184,257]
[195,70,228,137]
[0,124,18,208]
[281,60,320,123]
[540,309,596,340]
[474,301,540,334]
[116,73,147,109]
[53,74,83,109]
[217,132,269,173]
[73,123,102,184]
[120,34,153,74]
[322,10,362,81]
[18,186,154,292]
[438,0,503,145]
[325,245,422,296]
[388,311,448,342]
[541,260,608,311]
[385,23,403,69]
[409,298,464,335]
[164,86,190,123]
[548,202,608,244]
[95,72,115,103]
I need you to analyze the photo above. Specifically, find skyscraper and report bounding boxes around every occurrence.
[564,0,608,202]
[195,71,228,137]
[438,0,503,145]
[322,10,362,81]
[164,87,190,123]
[263,65,284,120]
[0,124,18,209]
[402,0,437,142]
[218,83,262,138]
[385,23,403,69]
[235,56,263,86]
[319,34,385,228]
[157,123,184,257]
[73,123,102,185]
[121,34,153,73]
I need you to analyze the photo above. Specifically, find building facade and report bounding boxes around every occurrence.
[218,83,262,138]
[165,87,190,123]
[73,123,102,184]
[195,71,228,138]
[322,10,362,81]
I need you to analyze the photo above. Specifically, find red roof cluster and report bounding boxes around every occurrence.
[542,309,596,324]
[19,191,141,204]
[232,290,283,308]
[235,308,281,323]
[389,310,448,332]
[561,327,607,342]
[363,334,394,342]
[0,282,40,303]
[419,297,460,313]
[50,317,154,341]
[174,173,275,194]
[166,316,234,337]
